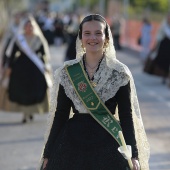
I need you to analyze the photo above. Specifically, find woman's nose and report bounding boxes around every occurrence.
[89,34,96,40]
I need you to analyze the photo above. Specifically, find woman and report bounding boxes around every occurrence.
[140,18,152,63]
[144,13,170,84]
[40,14,149,170]
[4,16,52,123]
[0,12,22,111]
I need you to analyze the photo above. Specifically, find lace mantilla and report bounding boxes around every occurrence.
[60,57,129,113]
[38,14,150,170]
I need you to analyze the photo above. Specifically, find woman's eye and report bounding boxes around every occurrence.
[84,32,90,35]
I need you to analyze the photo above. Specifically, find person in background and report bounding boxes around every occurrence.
[39,14,149,170]
[139,17,152,63]
[144,12,170,85]
[53,13,65,46]
[153,12,170,84]
[2,16,52,123]
[0,12,22,68]
[41,12,55,45]
[111,16,122,50]
[0,12,22,111]
[64,14,80,61]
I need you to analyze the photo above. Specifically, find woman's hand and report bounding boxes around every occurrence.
[43,158,48,170]
[131,158,140,170]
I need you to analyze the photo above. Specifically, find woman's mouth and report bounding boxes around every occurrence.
[88,42,98,46]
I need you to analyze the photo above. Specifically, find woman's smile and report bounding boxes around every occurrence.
[81,20,106,53]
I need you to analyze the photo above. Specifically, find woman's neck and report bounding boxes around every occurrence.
[24,32,34,37]
[85,51,104,67]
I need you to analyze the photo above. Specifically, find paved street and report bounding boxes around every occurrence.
[0,45,170,170]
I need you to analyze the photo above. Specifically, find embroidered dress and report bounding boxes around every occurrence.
[42,57,138,170]
[39,14,150,170]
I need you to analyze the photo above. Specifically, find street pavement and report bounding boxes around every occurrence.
[0,45,170,170]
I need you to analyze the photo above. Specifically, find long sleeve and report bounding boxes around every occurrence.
[115,81,138,158]
[1,37,12,68]
[6,42,18,68]
[43,84,72,158]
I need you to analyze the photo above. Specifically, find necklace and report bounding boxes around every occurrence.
[85,62,99,70]
[85,61,98,80]
[84,55,103,87]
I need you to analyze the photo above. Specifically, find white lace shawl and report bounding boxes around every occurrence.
[38,15,150,170]
[60,57,129,113]
[38,57,150,170]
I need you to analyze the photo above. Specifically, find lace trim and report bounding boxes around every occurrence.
[38,14,150,170]
[60,60,88,113]
[60,57,129,113]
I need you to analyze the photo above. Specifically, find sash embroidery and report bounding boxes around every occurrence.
[65,62,123,146]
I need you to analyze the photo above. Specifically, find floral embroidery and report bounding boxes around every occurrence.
[78,81,87,92]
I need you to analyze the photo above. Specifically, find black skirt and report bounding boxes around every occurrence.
[45,114,130,170]
[154,37,170,76]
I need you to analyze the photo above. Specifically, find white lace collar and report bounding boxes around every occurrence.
[60,57,129,113]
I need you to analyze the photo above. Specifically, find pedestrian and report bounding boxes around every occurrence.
[39,14,149,170]
[110,15,122,50]
[1,15,52,123]
[139,17,152,63]
[144,12,170,85]
[64,14,80,61]
[53,14,65,46]
[41,12,55,45]
[0,12,22,111]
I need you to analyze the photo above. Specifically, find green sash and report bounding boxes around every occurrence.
[65,62,123,146]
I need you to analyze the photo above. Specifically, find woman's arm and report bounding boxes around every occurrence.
[6,42,18,68]
[115,81,138,158]
[43,84,72,158]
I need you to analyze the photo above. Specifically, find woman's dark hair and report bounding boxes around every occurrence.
[23,19,32,28]
[78,14,109,40]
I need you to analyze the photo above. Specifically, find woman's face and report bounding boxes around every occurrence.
[81,20,106,53]
[24,22,33,35]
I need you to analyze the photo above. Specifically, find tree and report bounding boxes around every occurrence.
[130,0,169,12]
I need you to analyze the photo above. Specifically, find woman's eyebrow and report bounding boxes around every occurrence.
[83,30,103,32]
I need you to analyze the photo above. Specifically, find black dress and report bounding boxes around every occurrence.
[143,36,170,78]
[8,42,47,105]
[43,79,138,170]
[65,33,77,61]
[154,37,170,77]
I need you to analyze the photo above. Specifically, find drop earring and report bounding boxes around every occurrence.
[81,44,85,52]
[103,42,108,53]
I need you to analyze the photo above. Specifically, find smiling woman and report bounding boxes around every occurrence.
[39,14,150,170]
[81,20,106,52]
